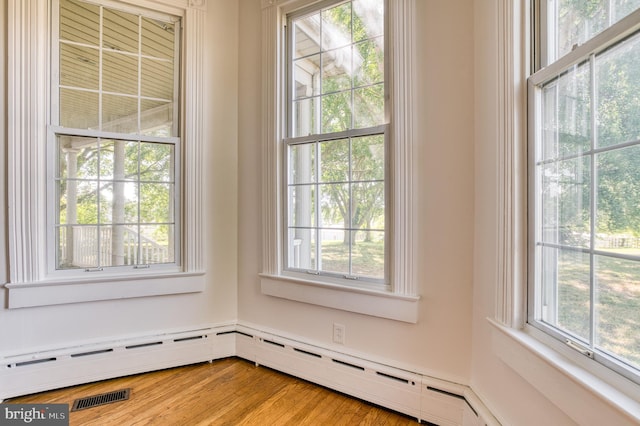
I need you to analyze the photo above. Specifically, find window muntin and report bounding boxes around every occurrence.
[530,2,640,383]
[53,0,180,271]
[543,0,640,65]
[285,0,387,286]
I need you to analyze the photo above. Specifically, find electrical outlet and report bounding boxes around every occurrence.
[333,323,345,344]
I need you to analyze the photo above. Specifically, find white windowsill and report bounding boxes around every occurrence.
[4,271,205,308]
[260,274,420,323]
[489,318,640,424]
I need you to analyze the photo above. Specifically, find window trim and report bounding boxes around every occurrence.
[260,0,419,322]
[528,6,640,386]
[493,0,640,421]
[6,0,207,308]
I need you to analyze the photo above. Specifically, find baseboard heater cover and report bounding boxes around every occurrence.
[0,325,236,401]
[0,324,499,425]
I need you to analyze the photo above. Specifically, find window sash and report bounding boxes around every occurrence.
[284,0,389,287]
[529,5,640,384]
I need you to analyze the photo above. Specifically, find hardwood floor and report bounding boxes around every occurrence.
[5,358,419,425]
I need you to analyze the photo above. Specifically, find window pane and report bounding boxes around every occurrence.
[60,0,99,45]
[540,247,591,342]
[60,88,99,129]
[352,135,384,181]
[60,44,99,89]
[320,229,349,274]
[58,136,98,180]
[102,94,138,133]
[139,143,174,182]
[288,228,316,270]
[140,183,172,223]
[322,46,353,94]
[596,146,640,248]
[322,2,352,51]
[140,100,174,137]
[289,185,315,228]
[540,62,591,161]
[353,83,384,129]
[351,230,384,278]
[142,58,174,99]
[140,224,174,264]
[141,17,175,59]
[57,226,99,269]
[292,97,319,137]
[294,13,321,59]
[596,32,640,148]
[99,181,138,224]
[352,181,384,230]
[290,144,316,184]
[353,0,383,41]
[549,1,640,63]
[319,139,349,182]
[103,8,139,53]
[354,38,384,86]
[103,52,139,95]
[294,54,321,100]
[319,183,348,228]
[595,255,640,369]
[540,157,591,247]
[321,91,352,133]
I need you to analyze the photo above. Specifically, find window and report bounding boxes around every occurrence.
[260,0,418,322]
[53,0,180,273]
[284,0,387,287]
[529,1,640,383]
[6,0,206,307]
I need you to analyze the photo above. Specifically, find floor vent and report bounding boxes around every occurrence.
[71,388,131,412]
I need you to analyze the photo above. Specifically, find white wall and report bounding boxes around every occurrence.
[0,0,239,355]
[237,0,475,383]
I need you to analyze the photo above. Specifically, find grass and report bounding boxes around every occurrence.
[317,240,384,279]
[555,252,640,369]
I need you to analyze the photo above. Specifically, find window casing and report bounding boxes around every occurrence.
[283,0,388,288]
[6,0,207,307]
[260,0,419,322]
[51,0,181,274]
[529,1,640,384]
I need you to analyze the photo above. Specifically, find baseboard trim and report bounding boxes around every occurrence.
[1,323,499,425]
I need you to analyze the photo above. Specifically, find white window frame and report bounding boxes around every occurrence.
[259,0,419,323]
[283,0,389,288]
[5,0,207,308]
[528,5,640,386]
[492,0,640,422]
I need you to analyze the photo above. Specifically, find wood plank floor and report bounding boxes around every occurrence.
[5,357,419,425]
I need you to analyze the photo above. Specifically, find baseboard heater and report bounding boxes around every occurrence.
[235,325,498,426]
[0,325,236,402]
[1,324,498,425]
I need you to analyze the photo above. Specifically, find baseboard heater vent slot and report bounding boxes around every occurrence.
[426,386,465,400]
[71,388,131,411]
[262,339,285,348]
[14,358,57,367]
[174,335,206,343]
[234,331,254,338]
[125,342,163,350]
[293,348,322,358]
[376,371,412,385]
[71,349,114,358]
[332,359,365,371]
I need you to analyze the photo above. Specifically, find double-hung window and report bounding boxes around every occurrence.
[7,0,206,307]
[52,0,180,273]
[284,0,387,288]
[261,0,418,321]
[529,0,640,383]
